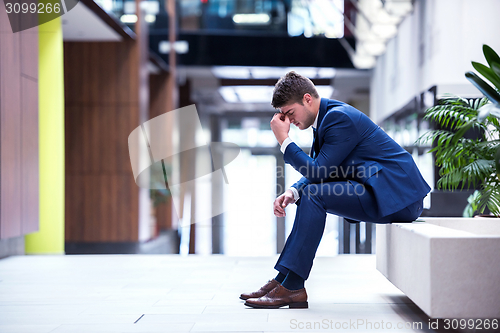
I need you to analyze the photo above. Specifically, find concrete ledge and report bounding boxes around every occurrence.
[376,217,500,319]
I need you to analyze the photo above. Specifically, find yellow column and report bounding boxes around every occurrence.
[25,17,65,254]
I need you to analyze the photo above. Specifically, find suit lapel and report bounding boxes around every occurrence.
[311,98,328,158]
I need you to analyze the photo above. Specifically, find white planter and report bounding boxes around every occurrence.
[376,217,500,319]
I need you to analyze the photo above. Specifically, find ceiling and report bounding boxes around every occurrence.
[179,66,371,116]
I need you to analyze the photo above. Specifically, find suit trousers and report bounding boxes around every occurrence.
[274,181,423,280]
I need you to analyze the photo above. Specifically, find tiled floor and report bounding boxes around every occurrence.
[0,254,478,332]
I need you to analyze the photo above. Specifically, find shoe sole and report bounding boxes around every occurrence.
[244,301,308,309]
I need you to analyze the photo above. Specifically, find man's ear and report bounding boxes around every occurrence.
[303,93,312,105]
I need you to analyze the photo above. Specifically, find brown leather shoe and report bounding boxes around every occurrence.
[239,279,280,300]
[244,284,308,309]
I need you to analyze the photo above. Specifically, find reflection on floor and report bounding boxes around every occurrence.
[0,254,478,332]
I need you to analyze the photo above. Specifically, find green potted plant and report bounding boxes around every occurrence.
[418,45,500,217]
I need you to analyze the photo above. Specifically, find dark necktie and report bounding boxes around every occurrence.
[311,128,318,158]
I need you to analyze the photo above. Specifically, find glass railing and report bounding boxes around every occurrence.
[93,0,169,31]
[92,0,344,38]
[179,0,344,37]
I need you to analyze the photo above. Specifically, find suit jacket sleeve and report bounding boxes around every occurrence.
[285,111,361,193]
[291,176,311,197]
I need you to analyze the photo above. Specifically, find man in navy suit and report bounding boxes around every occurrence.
[242,71,431,309]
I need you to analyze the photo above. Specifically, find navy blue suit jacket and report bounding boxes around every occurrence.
[284,98,431,218]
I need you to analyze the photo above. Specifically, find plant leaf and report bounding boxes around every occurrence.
[479,103,500,122]
[492,63,500,80]
[483,44,500,70]
[465,72,500,104]
[472,61,500,89]
[495,146,500,179]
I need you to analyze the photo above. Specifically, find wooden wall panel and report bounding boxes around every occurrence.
[65,174,83,241]
[64,41,142,243]
[149,73,169,117]
[64,105,83,174]
[149,72,173,230]
[0,4,39,239]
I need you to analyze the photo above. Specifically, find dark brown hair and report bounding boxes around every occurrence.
[271,71,319,108]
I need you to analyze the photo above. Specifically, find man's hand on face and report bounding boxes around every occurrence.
[273,189,295,217]
[270,112,290,145]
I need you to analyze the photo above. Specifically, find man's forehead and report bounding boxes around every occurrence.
[279,104,296,114]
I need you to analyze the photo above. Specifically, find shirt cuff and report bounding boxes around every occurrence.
[289,187,300,202]
[280,137,293,154]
